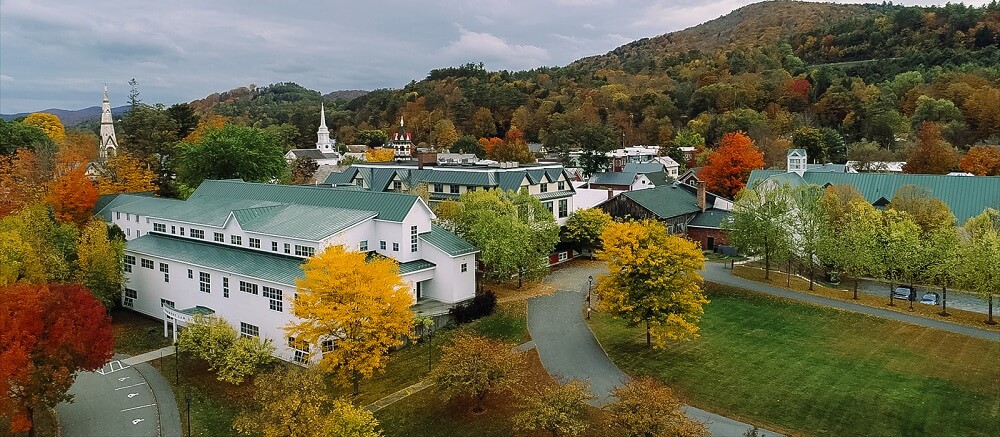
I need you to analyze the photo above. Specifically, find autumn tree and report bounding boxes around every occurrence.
[287,245,413,395]
[233,368,381,437]
[489,126,536,163]
[826,200,881,299]
[888,185,956,235]
[176,124,289,186]
[433,332,524,413]
[22,113,66,144]
[0,204,77,284]
[515,379,594,436]
[598,220,708,348]
[96,152,158,195]
[700,131,764,198]
[957,208,999,324]
[959,145,1000,176]
[364,148,395,163]
[45,165,98,226]
[178,315,274,384]
[183,114,227,144]
[819,184,865,229]
[75,219,125,308]
[453,189,559,288]
[471,107,497,138]
[790,184,829,289]
[902,123,958,174]
[563,208,613,256]
[0,150,48,217]
[478,137,503,158]
[605,376,708,437]
[431,119,459,149]
[727,183,792,279]
[874,209,922,306]
[290,156,320,184]
[0,283,113,435]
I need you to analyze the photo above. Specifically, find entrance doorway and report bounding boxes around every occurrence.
[707,236,715,251]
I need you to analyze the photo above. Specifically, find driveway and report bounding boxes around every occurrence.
[853,278,987,314]
[56,355,181,437]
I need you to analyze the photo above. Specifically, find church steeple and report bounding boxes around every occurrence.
[99,84,119,162]
[316,103,333,151]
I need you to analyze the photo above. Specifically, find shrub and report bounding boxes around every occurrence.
[449,290,497,324]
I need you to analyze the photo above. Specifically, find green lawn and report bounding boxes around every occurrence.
[590,284,1000,437]
[110,308,172,356]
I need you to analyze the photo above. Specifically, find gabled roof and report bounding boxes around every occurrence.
[94,193,155,221]
[420,225,478,256]
[127,234,304,286]
[688,209,732,229]
[188,180,419,222]
[232,204,377,241]
[616,183,702,219]
[623,162,664,174]
[590,172,639,186]
[747,170,1000,223]
[788,149,806,157]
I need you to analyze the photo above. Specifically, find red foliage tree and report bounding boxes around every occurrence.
[699,132,765,198]
[959,145,1000,176]
[44,165,98,226]
[788,78,812,102]
[0,283,114,435]
[902,122,958,175]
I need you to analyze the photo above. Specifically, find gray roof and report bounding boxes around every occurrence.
[590,172,638,186]
[420,225,478,256]
[688,209,732,229]
[623,162,664,174]
[399,259,436,275]
[287,149,341,160]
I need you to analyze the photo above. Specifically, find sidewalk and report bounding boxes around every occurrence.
[122,345,176,366]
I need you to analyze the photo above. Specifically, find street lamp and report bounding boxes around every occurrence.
[587,275,594,320]
[184,392,192,436]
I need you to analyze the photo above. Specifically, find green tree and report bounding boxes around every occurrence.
[874,209,922,306]
[453,189,559,288]
[597,220,708,348]
[176,124,289,186]
[888,185,956,235]
[178,315,274,384]
[515,379,594,436]
[0,119,51,156]
[910,96,963,130]
[433,332,524,413]
[827,200,882,299]
[957,208,999,324]
[450,135,485,157]
[792,127,827,163]
[543,118,617,175]
[726,183,792,279]
[355,130,388,148]
[166,103,200,139]
[920,225,961,316]
[790,185,828,290]
[563,208,613,256]
[75,219,125,308]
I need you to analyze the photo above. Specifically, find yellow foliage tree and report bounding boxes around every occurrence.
[605,376,709,437]
[286,246,413,395]
[597,220,708,348]
[96,152,158,194]
[183,114,227,144]
[364,148,396,163]
[433,331,524,413]
[22,113,65,143]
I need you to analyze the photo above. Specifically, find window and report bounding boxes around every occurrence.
[124,289,137,308]
[271,241,278,252]
[558,252,568,262]
[249,238,260,249]
[295,245,315,257]
[461,263,468,273]
[191,229,204,239]
[214,232,225,242]
[240,322,259,338]
[127,228,131,237]
[136,215,139,223]
[393,181,402,191]
[558,181,565,190]
[433,183,443,192]
[124,255,135,273]
[179,227,185,236]
[359,240,368,251]
[355,178,363,186]
[284,243,291,254]
[321,339,335,353]
[240,281,258,295]
[116,212,121,220]
[160,262,169,282]
[392,242,399,252]
[410,225,418,252]
[231,235,242,246]
[540,183,548,193]
[450,185,459,194]
[223,277,229,298]
[380,241,386,250]
[188,269,193,279]
[263,287,283,312]
[199,272,211,293]
[153,223,166,233]
[288,337,309,364]
[160,298,174,308]
[141,258,154,269]
[558,199,568,218]
[171,225,176,234]
[543,201,553,212]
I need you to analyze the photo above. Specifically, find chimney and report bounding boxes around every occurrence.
[607,189,614,200]
[697,181,706,212]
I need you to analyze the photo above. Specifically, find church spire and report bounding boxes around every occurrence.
[316,103,333,151]
[98,84,119,163]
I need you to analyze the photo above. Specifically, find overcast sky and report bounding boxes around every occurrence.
[0,0,991,114]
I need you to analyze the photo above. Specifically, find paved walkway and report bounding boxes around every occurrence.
[704,263,1000,342]
[122,345,177,366]
[56,353,181,437]
[366,379,436,412]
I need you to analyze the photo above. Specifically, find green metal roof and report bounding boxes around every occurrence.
[95,193,155,221]
[536,191,574,201]
[126,234,305,286]
[188,180,418,222]
[134,197,280,227]
[688,209,732,229]
[420,224,478,256]
[590,172,638,186]
[398,259,436,275]
[177,306,216,316]
[624,162,664,174]
[325,166,576,197]
[233,204,376,241]
[618,184,701,219]
[747,170,1000,223]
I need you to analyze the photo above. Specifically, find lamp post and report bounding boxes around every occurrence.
[184,392,191,436]
[587,275,594,320]
[174,339,179,384]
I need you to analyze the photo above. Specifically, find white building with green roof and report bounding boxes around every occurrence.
[98,180,478,363]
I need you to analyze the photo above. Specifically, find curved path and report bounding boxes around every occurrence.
[528,261,783,437]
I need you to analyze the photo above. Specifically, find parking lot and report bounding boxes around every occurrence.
[56,358,162,437]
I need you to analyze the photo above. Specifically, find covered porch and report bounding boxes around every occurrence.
[163,305,215,342]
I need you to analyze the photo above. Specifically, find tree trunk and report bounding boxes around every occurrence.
[550,428,559,437]
[853,278,859,300]
[353,369,360,396]
[26,406,34,437]
[645,320,651,347]
[988,295,996,325]
[888,281,895,306]
[940,286,948,316]
[518,268,523,289]
[764,251,770,280]
[786,257,791,287]
[808,262,814,291]
[474,391,487,413]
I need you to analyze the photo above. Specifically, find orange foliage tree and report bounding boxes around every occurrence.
[0,150,47,218]
[183,114,227,144]
[0,283,114,435]
[488,126,536,163]
[478,137,502,157]
[699,131,765,198]
[959,145,1000,176]
[96,152,158,194]
[45,165,98,226]
[903,123,958,174]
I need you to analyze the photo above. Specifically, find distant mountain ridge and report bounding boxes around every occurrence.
[323,90,368,101]
[1,105,131,126]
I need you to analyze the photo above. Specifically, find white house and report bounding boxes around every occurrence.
[98,180,478,363]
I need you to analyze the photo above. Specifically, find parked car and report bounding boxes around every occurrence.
[920,292,941,305]
[893,286,915,301]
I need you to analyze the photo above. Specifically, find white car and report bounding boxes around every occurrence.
[920,292,940,305]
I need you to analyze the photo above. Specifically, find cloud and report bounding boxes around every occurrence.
[0,75,13,82]
[582,23,596,30]
[442,27,550,68]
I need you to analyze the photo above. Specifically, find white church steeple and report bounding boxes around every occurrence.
[99,84,119,162]
[316,103,333,152]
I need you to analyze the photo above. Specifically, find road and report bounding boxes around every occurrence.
[853,278,988,314]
